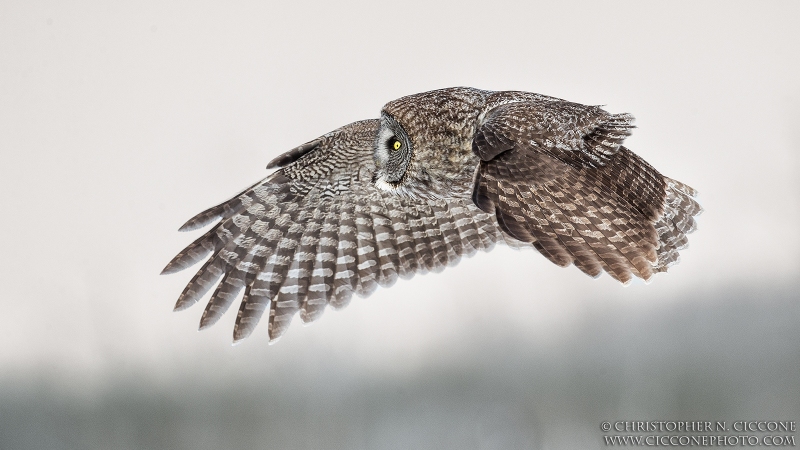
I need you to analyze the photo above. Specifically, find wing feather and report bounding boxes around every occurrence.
[300,207,338,323]
[331,201,359,308]
[386,196,420,279]
[177,178,280,232]
[161,225,219,275]
[407,204,435,273]
[369,206,401,287]
[472,100,700,282]
[165,119,509,342]
[474,208,504,251]
[264,221,306,341]
[199,271,245,329]
[173,256,226,311]
[548,170,652,281]
[353,200,381,297]
[529,183,606,279]
[419,203,449,271]
[446,201,480,257]
[232,209,295,342]
[433,201,463,264]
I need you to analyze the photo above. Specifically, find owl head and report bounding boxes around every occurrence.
[372,87,490,198]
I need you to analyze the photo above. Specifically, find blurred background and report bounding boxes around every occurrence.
[1,1,798,449]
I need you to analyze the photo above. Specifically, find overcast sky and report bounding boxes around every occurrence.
[1,1,798,448]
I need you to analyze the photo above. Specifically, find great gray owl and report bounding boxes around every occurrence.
[163,87,702,343]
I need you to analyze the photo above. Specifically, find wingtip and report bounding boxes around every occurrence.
[178,220,204,233]
[198,314,216,331]
[173,298,195,312]
[232,326,270,345]
[232,325,253,344]
[160,263,180,275]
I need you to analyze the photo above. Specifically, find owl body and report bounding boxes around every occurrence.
[374,88,561,198]
[164,87,702,343]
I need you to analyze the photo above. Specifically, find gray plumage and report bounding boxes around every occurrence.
[163,87,702,343]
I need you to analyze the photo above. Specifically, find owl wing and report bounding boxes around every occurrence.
[163,119,510,343]
[472,101,702,284]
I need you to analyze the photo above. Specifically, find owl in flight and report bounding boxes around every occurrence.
[163,87,702,343]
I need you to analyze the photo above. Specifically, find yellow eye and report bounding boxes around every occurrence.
[391,138,402,151]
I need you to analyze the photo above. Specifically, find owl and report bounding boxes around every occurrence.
[163,87,702,343]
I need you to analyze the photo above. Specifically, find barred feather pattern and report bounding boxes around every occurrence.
[467,95,702,285]
[165,87,702,343]
[472,107,701,284]
[163,119,513,343]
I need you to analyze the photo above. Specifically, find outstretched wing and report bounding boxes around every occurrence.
[163,120,510,343]
[472,101,702,284]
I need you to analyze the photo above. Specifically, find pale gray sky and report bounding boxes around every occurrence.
[1,1,798,448]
